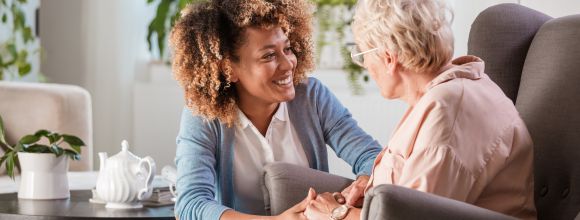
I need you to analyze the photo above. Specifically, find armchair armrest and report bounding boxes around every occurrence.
[262,162,353,215]
[362,184,516,220]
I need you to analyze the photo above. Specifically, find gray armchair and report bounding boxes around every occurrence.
[263,3,580,219]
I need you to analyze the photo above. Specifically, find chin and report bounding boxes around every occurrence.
[279,90,296,102]
[272,83,296,102]
[380,91,398,100]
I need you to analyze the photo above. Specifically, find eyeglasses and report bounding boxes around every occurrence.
[350,45,380,67]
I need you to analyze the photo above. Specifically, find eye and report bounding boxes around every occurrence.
[284,46,293,54]
[262,52,276,61]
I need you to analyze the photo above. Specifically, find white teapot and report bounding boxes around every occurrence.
[95,140,156,209]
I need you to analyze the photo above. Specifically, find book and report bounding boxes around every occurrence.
[143,187,175,207]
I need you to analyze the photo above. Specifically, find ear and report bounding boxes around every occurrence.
[221,60,239,83]
[381,50,398,76]
[229,71,239,83]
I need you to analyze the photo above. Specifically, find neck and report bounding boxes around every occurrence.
[400,63,454,107]
[237,98,279,136]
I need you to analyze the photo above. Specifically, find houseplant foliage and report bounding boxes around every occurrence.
[0,114,86,180]
[313,0,367,94]
[145,0,367,94]
[146,0,203,62]
[0,0,38,80]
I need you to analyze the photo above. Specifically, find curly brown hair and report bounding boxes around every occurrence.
[170,0,314,126]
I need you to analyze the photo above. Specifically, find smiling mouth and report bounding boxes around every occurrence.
[274,75,293,86]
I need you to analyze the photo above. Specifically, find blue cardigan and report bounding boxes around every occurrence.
[174,77,382,220]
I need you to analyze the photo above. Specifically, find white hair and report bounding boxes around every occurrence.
[353,0,454,73]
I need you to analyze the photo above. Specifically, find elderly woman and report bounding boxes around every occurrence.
[304,0,536,219]
[169,0,382,220]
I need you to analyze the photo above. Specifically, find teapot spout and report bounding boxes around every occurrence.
[98,152,108,172]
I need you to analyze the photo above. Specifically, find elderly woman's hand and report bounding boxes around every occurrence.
[304,192,342,220]
[340,175,369,207]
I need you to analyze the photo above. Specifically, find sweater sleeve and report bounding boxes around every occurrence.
[309,78,383,176]
[174,108,231,220]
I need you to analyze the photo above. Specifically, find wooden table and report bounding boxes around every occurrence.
[0,190,175,219]
[0,172,175,219]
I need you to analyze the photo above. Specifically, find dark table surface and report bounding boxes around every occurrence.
[0,190,175,220]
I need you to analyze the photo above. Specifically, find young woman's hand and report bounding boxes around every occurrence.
[304,192,341,220]
[340,175,369,207]
[274,188,317,220]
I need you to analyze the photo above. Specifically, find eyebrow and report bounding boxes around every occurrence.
[259,39,290,51]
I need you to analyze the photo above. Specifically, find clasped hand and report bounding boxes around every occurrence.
[275,175,369,220]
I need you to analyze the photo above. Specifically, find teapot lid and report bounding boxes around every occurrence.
[109,140,140,163]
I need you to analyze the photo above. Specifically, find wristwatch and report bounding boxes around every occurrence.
[331,204,350,220]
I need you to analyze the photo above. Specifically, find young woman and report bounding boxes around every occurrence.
[170,0,382,219]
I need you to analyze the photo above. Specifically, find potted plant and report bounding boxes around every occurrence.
[0,114,86,200]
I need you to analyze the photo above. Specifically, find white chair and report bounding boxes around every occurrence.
[0,82,93,174]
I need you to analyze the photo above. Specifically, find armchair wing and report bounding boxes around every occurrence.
[362,184,515,220]
[262,162,353,215]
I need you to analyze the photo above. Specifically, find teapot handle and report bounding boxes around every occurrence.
[137,156,156,200]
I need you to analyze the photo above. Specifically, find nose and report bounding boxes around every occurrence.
[279,53,295,72]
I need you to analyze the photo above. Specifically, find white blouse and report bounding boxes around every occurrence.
[232,102,309,215]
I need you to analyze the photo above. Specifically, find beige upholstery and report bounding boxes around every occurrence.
[0,82,93,174]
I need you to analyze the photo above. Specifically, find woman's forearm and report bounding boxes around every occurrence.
[220,210,272,220]
[345,207,362,220]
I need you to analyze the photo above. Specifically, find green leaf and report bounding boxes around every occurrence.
[17,50,28,63]
[1,13,6,23]
[146,24,154,53]
[13,143,24,152]
[50,144,64,157]
[24,144,51,153]
[147,0,156,4]
[14,153,21,174]
[64,149,81,160]
[34,130,51,137]
[62,135,85,147]
[18,63,31,77]
[19,134,40,145]
[0,141,10,154]
[11,5,26,31]
[0,154,8,170]
[6,152,15,179]
[47,133,62,144]
[147,0,171,58]
[22,27,34,43]
[7,43,17,57]
[0,114,6,145]
[178,0,190,9]
[70,145,81,154]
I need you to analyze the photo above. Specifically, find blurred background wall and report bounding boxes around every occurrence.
[30,0,580,177]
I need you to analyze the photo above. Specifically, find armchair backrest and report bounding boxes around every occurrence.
[0,82,93,173]
[468,3,551,103]
[469,3,580,219]
[516,14,580,220]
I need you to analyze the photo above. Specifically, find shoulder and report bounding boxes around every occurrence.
[422,79,465,110]
[415,82,464,128]
[294,77,324,94]
[293,77,334,101]
[406,81,466,149]
[178,107,223,139]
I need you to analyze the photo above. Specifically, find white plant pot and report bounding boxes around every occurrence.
[17,153,70,200]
